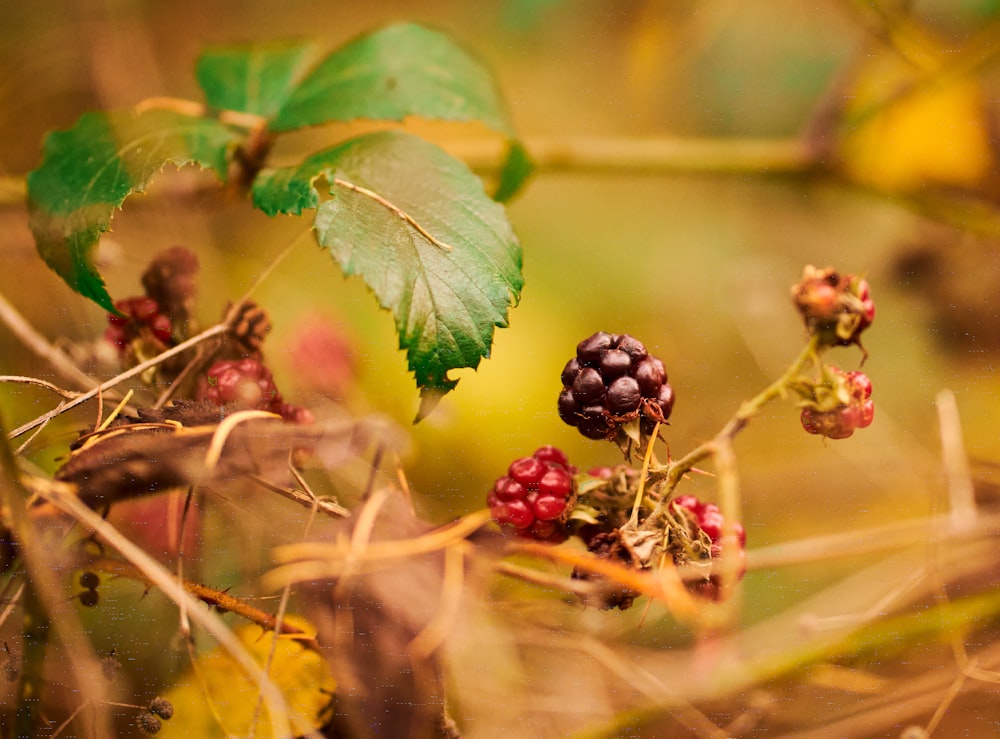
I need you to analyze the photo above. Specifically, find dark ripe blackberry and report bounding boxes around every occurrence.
[572,368,605,405]
[606,376,641,414]
[599,350,631,380]
[559,331,675,442]
[576,332,615,366]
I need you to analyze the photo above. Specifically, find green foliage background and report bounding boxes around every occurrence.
[2,1,1000,733]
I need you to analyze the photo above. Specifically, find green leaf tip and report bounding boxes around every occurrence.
[253,130,524,411]
[27,109,243,310]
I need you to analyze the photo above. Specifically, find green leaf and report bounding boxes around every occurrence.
[252,130,523,410]
[196,41,321,119]
[27,110,243,311]
[271,23,515,135]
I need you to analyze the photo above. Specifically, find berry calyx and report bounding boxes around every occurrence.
[791,266,875,349]
[559,332,675,443]
[487,447,577,542]
[798,367,875,440]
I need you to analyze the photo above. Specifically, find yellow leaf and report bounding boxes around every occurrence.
[158,616,334,739]
[836,44,994,193]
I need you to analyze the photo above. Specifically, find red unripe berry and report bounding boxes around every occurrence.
[105,296,174,353]
[488,446,576,541]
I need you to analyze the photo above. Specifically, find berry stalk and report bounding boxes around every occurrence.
[642,332,823,510]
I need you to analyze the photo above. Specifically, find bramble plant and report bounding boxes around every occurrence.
[2,10,997,739]
[486,266,875,610]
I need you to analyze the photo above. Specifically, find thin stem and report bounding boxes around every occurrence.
[0,376,81,399]
[643,334,822,521]
[455,135,815,176]
[0,135,817,210]
[7,322,229,440]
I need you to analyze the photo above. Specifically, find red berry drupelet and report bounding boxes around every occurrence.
[196,358,313,424]
[800,368,874,440]
[671,494,747,601]
[558,332,675,441]
[487,446,577,542]
[104,296,173,355]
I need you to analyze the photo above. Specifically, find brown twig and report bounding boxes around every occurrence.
[7,322,229,440]
[87,556,320,652]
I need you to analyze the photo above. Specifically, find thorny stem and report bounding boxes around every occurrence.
[87,556,321,652]
[639,333,823,528]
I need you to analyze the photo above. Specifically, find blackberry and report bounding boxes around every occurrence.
[791,266,875,348]
[104,296,173,354]
[671,495,747,601]
[198,358,282,409]
[196,358,313,424]
[800,368,874,440]
[487,446,577,542]
[559,332,674,441]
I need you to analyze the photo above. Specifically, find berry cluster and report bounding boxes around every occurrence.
[672,494,747,600]
[487,446,576,542]
[800,368,874,440]
[791,265,875,348]
[558,331,674,441]
[104,296,173,355]
[196,358,313,424]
